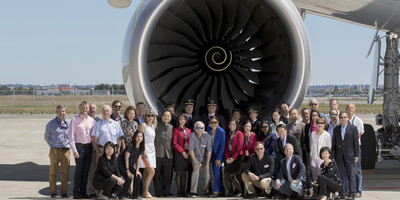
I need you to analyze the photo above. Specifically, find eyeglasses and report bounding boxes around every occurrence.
[261,126,268,128]
[255,148,264,151]
[195,127,204,130]
[146,115,155,117]
[310,103,317,106]
[114,106,121,109]
[330,114,337,117]
[210,121,218,124]
[339,116,347,119]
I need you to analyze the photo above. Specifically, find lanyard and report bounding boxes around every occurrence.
[245,133,251,148]
[229,131,236,144]
[180,127,187,140]
[80,115,89,135]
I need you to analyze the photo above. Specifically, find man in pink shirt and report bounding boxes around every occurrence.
[69,101,95,199]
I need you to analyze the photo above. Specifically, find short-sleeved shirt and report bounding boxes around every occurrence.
[349,115,364,145]
[92,118,124,146]
[118,144,143,171]
[188,132,212,162]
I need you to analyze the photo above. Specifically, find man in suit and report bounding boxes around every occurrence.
[332,111,360,199]
[200,99,225,130]
[248,107,262,141]
[182,98,197,131]
[276,124,302,160]
[242,142,275,199]
[288,108,305,147]
[272,143,306,198]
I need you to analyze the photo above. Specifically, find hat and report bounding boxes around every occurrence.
[184,98,195,105]
[164,102,175,109]
[207,99,217,106]
[247,106,258,114]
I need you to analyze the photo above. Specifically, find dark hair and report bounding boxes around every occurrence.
[177,113,188,128]
[112,100,122,107]
[232,108,241,115]
[276,123,286,131]
[209,115,219,122]
[310,109,320,123]
[136,102,145,106]
[260,120,270,134]
[319,146,332,159]
[271,108,281,122]
[102,141,116,160]
[132,131,145,152]
[280,101,290,107]
[339,111,349,118]
[228,118,239,131]
[254,141,264,149]
[124,105,137,120]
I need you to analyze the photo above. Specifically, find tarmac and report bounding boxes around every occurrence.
[0,114,399,199]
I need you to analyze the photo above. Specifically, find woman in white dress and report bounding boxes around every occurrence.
[138,109,157,198]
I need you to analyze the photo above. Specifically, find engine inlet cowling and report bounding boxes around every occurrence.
[123,0,310,119]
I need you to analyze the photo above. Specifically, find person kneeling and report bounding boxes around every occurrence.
[93,141,124,199]
[242,142,275,199]
[272,143,306,198]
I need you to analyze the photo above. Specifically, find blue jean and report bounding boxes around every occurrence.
[272,179,304,197]
[356,147,362,194]
[73,144,92,196]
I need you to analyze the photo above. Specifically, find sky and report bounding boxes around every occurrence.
[0,0,382,86]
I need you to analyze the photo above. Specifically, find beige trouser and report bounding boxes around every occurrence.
[88,145,104,194]
[190,159,211,194]
[49,148,70,195]
[241,173,272,195]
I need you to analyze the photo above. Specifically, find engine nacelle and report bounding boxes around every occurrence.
[123,0,310,119]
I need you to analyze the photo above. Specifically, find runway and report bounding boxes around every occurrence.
[0,114,399,199]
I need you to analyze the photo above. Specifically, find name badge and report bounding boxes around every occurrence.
[264,164,269,168]
[201,144,206,148]
[245,150,249,156]
[295,130,300,134]
[229,144,232,152]
[184,143,188,150]
[292,163,296,168]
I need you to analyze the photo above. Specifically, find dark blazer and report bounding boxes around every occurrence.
[95,156,121,178]
[243,153,275,179]
[207,125,226,162]
[332,124,360,163]
[277,154,306,183]
[276,134,302,159]
[200,113,226,130]
[250,119,262,141]
[263,133,277,159]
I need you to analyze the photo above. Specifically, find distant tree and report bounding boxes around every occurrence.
[0,85,9,90]
[119,84,125,91]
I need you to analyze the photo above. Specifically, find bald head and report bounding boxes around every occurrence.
[309,99,319,110]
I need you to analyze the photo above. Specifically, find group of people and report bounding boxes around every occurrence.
[44,98,364,200]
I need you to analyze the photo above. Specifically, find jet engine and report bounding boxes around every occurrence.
[122,0,310,119]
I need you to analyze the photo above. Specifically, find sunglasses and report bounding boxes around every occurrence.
[310,103,317,106]
[146,115,155,117]
[210,121,218,124]
[339,116,347,119]
[114,106,121,109]
[195,127,204,130]
[330,114,337,117]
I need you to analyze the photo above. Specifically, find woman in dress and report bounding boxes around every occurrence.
[310,117,331,180]
[224,119,244,197]
[120,105,139,151]
[207,115,226,197]
[138,109,157,198]
[314,147,341,200]
[172,114,192,197]
[270,108,284,135]
[117,131,144,199]
[304,110,321,162]
[93,141,124,199]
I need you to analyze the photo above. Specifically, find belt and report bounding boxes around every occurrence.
[51,147,69,150]
[76,143,91,146]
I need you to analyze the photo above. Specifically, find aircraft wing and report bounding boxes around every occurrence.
[292,0,400,33]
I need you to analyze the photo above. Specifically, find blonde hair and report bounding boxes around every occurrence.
[144,109,158,128]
